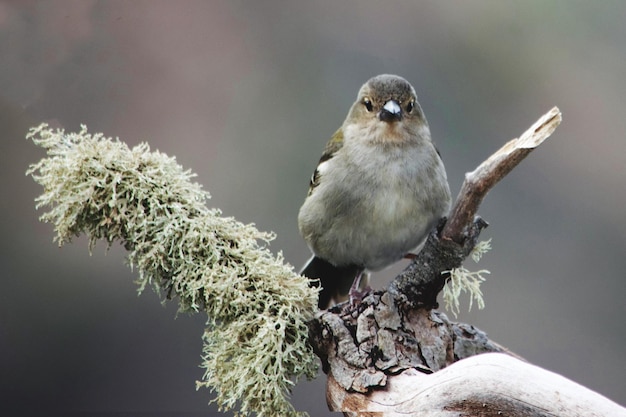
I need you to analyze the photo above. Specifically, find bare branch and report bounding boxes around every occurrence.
[442,106,562,244]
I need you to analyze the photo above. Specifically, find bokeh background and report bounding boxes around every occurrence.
[2,1,625,415]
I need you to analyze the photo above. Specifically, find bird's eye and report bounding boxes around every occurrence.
[406,100,415,114]
[363,98,373,112]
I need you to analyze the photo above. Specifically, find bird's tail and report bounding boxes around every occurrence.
[300,256,365,309]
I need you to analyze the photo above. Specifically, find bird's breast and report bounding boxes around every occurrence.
[300,143,448,270]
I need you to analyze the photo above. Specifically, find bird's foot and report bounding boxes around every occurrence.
[349,285,372,306]
[348,270,371,306]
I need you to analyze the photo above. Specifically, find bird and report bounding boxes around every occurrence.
[298,74,452,309]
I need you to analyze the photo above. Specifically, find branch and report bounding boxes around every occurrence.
[26,124,319,417]
[328,353,626,416]
[388,107,562,309]
[442,106,562,244]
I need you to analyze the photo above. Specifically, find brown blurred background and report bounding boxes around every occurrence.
[1,1,625,415]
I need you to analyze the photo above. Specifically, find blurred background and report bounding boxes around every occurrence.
[1,1,625,415]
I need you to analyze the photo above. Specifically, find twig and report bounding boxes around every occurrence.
[442,107,562,244]
[387,107,562,308]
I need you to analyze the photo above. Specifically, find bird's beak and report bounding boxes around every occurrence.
[379,100,402,123]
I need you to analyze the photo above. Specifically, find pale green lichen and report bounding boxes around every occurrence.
[442,239,492,318]
[26,124,318,417]
[470,238,492,263]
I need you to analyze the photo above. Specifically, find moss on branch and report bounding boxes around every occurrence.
[26,124,318,417]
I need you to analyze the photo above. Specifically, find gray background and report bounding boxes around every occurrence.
[1,1,625,415]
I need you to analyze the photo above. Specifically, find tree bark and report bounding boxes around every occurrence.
[326,353,626,417]
[308,107,626,415]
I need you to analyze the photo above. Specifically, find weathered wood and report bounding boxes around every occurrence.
[442,107,562,245]
[310,290,512,397]
[327,353,626,417]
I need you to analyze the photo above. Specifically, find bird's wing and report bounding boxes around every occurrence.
[308,128,344,195]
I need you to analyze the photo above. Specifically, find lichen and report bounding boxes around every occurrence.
[26,124,318,416]
[470,238,492,263]
[442,239,492,317]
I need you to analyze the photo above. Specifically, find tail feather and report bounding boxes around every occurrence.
[300,256,364,309]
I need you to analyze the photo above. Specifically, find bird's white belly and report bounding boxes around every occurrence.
[299,141,448,272]
[344,191,430,269]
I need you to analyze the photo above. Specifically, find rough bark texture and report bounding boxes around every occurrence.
[388,217,488,310]
[325,353,626,417]
[309,288,512,394]
[306,107,622,416]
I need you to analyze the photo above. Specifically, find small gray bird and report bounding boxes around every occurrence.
[298,74,451,308]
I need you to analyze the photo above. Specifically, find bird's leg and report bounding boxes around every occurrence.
[348,270,371,305]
